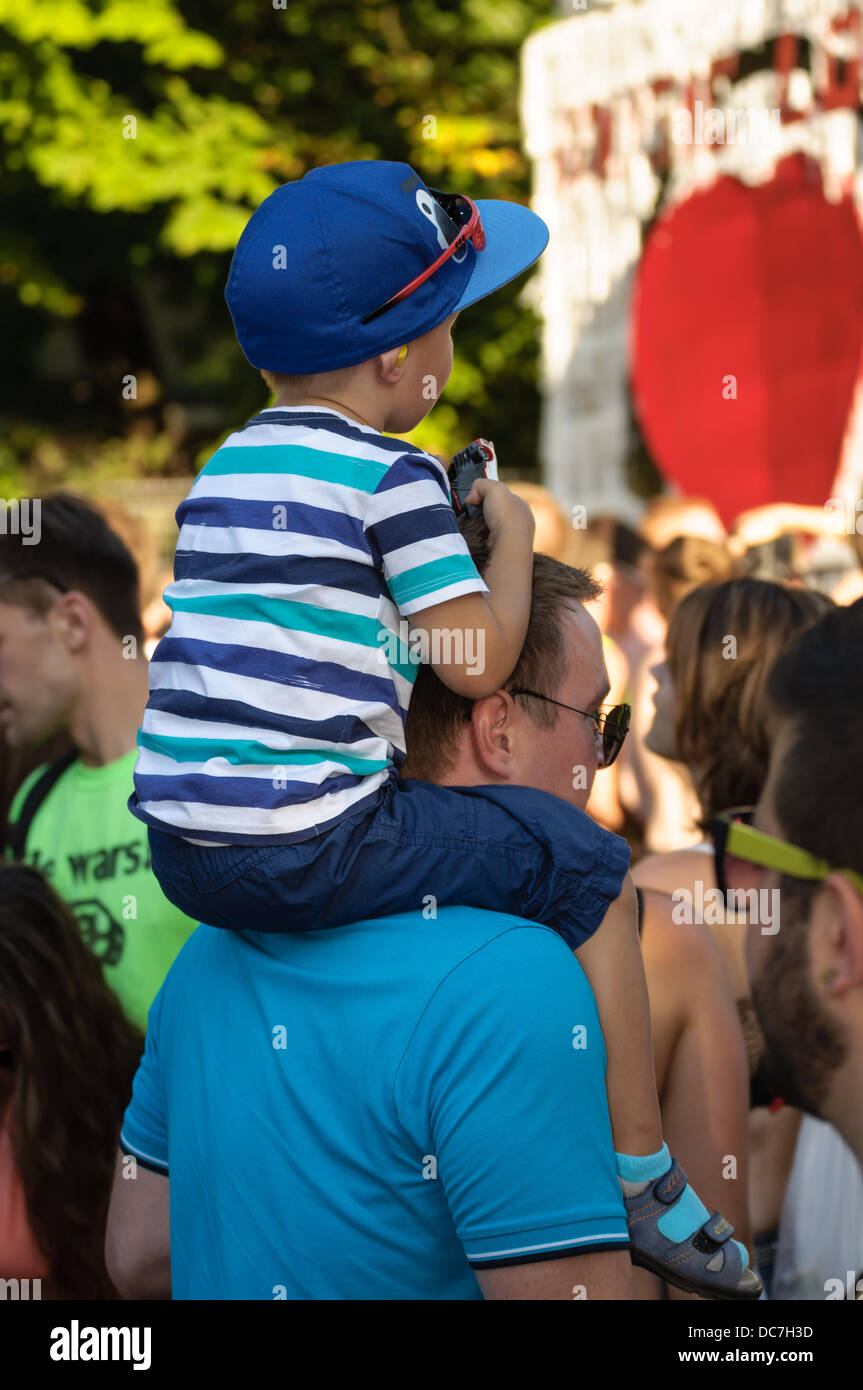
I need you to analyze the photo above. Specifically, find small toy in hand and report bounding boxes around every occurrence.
[447,439,499,519]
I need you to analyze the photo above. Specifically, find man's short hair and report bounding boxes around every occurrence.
[0,492,142,642]
[403,515,601,782]
[766,596,863,884]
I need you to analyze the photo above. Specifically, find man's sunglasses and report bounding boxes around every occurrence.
[463,688,631,769]
[710,807,863,900]
[361,189,486,325]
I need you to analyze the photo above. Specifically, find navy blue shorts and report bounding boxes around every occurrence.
[148,776,631,951]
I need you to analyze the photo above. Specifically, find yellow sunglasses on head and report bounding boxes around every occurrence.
[710,807,863,900]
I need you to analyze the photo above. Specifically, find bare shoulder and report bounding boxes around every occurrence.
[637,886,729,985]
[631,847,713,894]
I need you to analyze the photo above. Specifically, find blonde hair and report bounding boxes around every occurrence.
[259,364,363,399]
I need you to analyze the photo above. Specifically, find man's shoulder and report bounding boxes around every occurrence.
[372,905,588,997]
[7,752,79,826]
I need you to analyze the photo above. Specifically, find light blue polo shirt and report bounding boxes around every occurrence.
[120,906,629,1300]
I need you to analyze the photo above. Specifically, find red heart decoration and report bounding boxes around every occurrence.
[631,154,863,526]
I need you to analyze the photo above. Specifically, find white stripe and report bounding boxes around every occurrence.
[161,611,377,669]
[364,477,445,527]
[177,523,368,563]
[164,580,381,620]
[136,748,386,784]
[147,660,402,726]
[119,1133,169,1172]
[397,576,489,615]
[467,1230,629,1261]
[137,774,387,835]
[223,419,416,466]
[384,528,476,575]
[186,471,372,515]
[141,707,387,760]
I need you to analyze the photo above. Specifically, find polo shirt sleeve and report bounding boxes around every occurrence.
[363,452,489,617]
[120,982,169,1175]
[393,925,629,1270]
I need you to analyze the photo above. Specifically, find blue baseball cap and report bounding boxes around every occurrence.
[225,160,549,374]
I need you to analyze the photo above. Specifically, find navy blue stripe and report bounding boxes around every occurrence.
[128,775,391,846]
[175,497,367,551]
[150,637,402,708]
[373,453,449,499]
[369,503,458,557]
[172,551,381,599]
[243,412,433,461]
[146,687,384,745]
[134,769,366,809]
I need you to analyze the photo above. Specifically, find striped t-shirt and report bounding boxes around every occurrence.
[128,406,489,845]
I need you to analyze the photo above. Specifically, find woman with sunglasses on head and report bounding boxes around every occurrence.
[633,577,834,1295]
[0,863,144,1297]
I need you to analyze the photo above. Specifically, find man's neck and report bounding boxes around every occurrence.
[69,641,151,768]
[824,1062,863,1169]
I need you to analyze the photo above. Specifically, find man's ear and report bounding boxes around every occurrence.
[467,691,517,775]
[51,590,96,655]
[817,873,863,998]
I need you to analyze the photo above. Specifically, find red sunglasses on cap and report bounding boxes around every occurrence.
[361,189,486,325]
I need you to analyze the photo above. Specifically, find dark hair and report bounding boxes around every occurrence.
[766,596,863,881]
[0,492,142,641]
[0,864,144,1298]
[666,578,834,826]
[403,515,601,782]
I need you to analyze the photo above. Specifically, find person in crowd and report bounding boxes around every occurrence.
[0,492,198,1031]
[620,514,738,855]
[740,597,863,1300]
[639,494,727,552]
[634,577,834,1295]
[0,863,143,1298]
[107,535,640,1301]
[565,517,650,836]
[405,517,753,1299]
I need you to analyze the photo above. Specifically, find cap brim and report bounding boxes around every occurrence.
[449,199,549,313]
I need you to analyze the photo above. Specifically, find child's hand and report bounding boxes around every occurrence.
[463,478,535,541]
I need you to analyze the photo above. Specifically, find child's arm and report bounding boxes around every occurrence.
[407,479,535,697]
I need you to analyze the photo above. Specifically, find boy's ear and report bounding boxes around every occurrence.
[378,344,408,383]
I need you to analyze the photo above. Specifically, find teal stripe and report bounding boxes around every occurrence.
[376,623,421,685]
[166,593,380,648]
[138,730,389,774]
[388,554,485,607]
[203,444,388,492]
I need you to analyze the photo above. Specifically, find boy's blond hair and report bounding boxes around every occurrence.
[260,365,363,399]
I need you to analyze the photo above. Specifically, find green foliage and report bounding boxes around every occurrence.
[0,0,554,487]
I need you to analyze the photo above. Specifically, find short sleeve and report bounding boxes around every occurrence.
[120,983,169,1174]
[393,926,629,1268]
[364,452,489,617]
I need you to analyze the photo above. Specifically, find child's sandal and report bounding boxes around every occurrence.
[624,1158,763,1300]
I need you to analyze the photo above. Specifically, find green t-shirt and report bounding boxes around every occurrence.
[7,749,197,1031]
